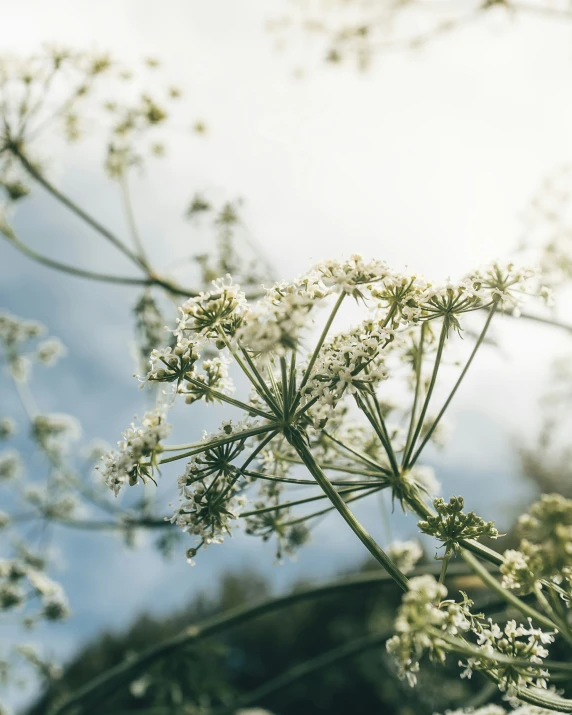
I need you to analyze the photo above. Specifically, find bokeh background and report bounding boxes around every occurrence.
[2,1,572,712]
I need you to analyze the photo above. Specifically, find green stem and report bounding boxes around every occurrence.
[291,291,345,413]
[402,323,426,464]
[402,318,447,470]
[241,483,382,518]
[322,430,389,473]
[244,469,387,487]
[1,228,154,286]
[289,432,409,592]
[119,171,150,266]
[183,377,276,420]
[408,305,497,468]
[281,487,382,527]
[12,144,145,269]
[280,356,289,419]
[159,425,275,464]
[238,343,283,415]
[10,144,197,297]
[438,547,453,585]
[355,391,399,477]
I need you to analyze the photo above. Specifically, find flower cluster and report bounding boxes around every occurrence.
[459,618,555,697]
[168,420,258,554]
[501,493,572,595]
[386,575,470,686]
[387,539,423,574]
[387,576,555,698]
[35,337,67,365]
[0,311,66,380]
[0,450,22,480]
[236,273,328,357]
[99,407,171,496]
[0,559,69,623]
[316,255,390,296]
[179,355,234,405]
[0,311,44,347]
[300,319,392,427]
[177,276,247,341]
[0,417,16,440]
[244,503,310,562]
[436,705,555,715]
[418,496,499,552]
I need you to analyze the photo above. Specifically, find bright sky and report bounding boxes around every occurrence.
[2,1,572,709]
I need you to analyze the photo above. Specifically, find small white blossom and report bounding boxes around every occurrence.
[0,450,22,480]
[35,337,67,365]
[388,540,423,574]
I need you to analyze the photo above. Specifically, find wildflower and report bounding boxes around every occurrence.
[386,574,467,686]
[35,337,66,365]
[316,255,389,297]
[144,339,201,387]
[0,311,44,347]
[245,504,310,561]
[180,355,234,405]
[0,450,22,480]
[0,417,16,440]
[99,407,171,496]
[177,275,247,340]
[418,496,498,551]
[387,540,423,574]
[500,493,572,594]
[459,618,555,697]
[236,273,329,356]
[500,549,537,595]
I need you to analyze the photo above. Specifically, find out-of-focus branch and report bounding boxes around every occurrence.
[49,562,476,715]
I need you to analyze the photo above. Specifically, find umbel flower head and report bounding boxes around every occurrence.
[501,493,572,595]
[98,407,171,496]
[418,496,499,551]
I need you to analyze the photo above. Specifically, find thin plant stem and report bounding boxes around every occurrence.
[159,425,275,464]
[461,550,567,637]
[241,483,383,518]
[438,547,453,585]
[355,391,400,477]
[289,432,409,592]
[280,356,289,420]
[238,343,283,415]
[119,171,150,266]
[408,305,497,468]
[402,317,448,470]
[1,228,154,286]
[402,323,426,464]
[281,487,382,527]
[322,430,389,473]
[291,291,345,413]
[183,377,276,420]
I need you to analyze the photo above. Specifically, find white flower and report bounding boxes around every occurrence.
[99,406,171,496]
[0,450,22,480]
[0,417,16,440]
[35,337,67,365]
[388,540,423,574]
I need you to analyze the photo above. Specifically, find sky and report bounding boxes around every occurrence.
[2,0,572,711]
